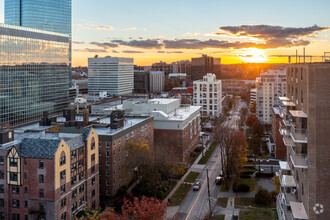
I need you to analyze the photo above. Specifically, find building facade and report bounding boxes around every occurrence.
[193,73,222,117]
[0,127,99,220]
[88,56,134,96]
[277,63,330,220]
[256,69,286,124]
[134,71,149,93]
[122,99,201,163]
[191,55,221,81]
[151,62,173,75]
[149,71,165,93]
[0,24,70,127]
[272,107,286,159]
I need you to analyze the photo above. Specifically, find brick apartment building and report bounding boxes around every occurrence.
[0,126,99,220]
[277,62,330,220]
[272,107,286,159]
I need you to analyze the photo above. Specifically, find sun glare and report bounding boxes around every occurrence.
[241,48,268,63]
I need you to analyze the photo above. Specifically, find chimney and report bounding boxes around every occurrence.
[0,128,14,145]
[83,109,89,127]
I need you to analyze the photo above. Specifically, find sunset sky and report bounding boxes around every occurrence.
[1,0,330,66]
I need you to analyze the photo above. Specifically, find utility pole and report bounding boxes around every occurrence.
[206,169,212,217]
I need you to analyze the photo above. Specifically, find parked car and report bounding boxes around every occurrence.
[215,176,223,185]
[193,181,201,191]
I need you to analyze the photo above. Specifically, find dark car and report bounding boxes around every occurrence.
[193,181,201,191]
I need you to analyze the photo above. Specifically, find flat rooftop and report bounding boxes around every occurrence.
[165,105,201,121]
[148,98,178,105]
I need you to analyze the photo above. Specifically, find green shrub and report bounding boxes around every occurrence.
[254,188,272,205]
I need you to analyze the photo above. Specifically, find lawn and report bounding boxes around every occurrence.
[240,209,278,220]
[169,183,191,206]
[214,215,225,220]
[236,178,257,192]
[184,171,200,183]
[217,198,228,208]
[235,198,276,208]
[198,144,217,164]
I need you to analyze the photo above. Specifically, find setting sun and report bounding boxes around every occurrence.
[241,48,268,63]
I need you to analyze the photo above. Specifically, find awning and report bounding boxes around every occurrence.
[290,202,308,219]
[279,97,290,101]
[282,101,296,107]
[289,110,307,118]
[279,161,290,171]
[281,175,296,187]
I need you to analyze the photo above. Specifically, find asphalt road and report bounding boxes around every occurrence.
[174,100,244,220]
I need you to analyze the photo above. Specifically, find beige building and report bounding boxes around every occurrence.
[277,63,330,220]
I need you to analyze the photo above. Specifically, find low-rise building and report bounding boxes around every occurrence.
[0,126,99,220]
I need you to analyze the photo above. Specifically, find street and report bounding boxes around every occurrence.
[173,100,244,220]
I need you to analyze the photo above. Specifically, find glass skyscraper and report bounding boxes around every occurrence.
[5,0,72,87]
[0,24,70,127]
[5,0,71,35]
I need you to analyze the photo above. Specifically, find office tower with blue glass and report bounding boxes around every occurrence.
[5,0,72,86]
[0,24,70,127]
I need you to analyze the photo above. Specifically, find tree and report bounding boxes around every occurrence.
[239,107,249,129]
[213,126,247,188]
[254,188,272,205]
[248,134,262,157]
[246,115,258,128]
[273,175,281,193]
[98,196,167,220]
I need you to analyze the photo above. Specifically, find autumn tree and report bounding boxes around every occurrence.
[97,196,167,220]
[213,126,247,187]
[246,115,264,137]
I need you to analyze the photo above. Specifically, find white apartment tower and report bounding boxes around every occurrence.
[256,69,286,123]
[193,73,222,117]
[149,71,165,93]
[88,56,134,95]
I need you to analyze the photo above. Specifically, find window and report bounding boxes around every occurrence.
[24,187,27,193]
[92,190,95,197]
[24,172,27,179]
[79,172,84,181]
[0,171,3,179]
[107,152,110,157]
[92,177,96,185]
[91,166,95,173]
[78,147,84,155]
[0,185,4,193]
[12,186,19,194]
[60,170,66,180]
[12,214,20,220]
[92,201,96,209]
[60,184,66,194]
[61,212,66,220]
[71,176,77,185]
[79,197,84,206]
[106,142,110,148]
[79,184,84,193]
[106,161,110,167]
[61,198,66,208]
[9,158,18,167]
[113,150,115,156]
[71,202,77,212]
[39,189,44,198]
[39,160,44,169]
[72,189,77,198]
[106,170,110,176]
[71,163,76,172]
[0,199,4,207]
[24,158,27,165]
[60,156,66,166]
[39,174,44,183]
[0,157,3,165]
[39,203,44,211]
[78,159,84,167]
[71,151,76,159]
[10,172,18,181]
[25,201,28,208]
[91,154,95,161]
[91,142,95,150]
[12,200,20,208]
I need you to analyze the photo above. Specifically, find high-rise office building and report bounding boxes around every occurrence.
[256,69,286,123]
[193,73,222,117]
[5,0,71,35]
[191,55,221,82]
[0,24,70,127]
[88,56,134,96]
[277,62,330,220]
[5,0,73,86]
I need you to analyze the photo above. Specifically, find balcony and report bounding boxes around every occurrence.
[279,106,287,118]
[279,121,290,136]
[289,146,308,169]
[290,202,308,220]
[283,135,295,147]
[279,161,290,171]
[280,172,296,188]
[290,126,308,143]
[277,194,293,220]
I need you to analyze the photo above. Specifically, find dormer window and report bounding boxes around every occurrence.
[9,158,18,167]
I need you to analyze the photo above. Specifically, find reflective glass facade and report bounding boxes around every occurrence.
[5,0,71,35]
[0,24,70,127]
